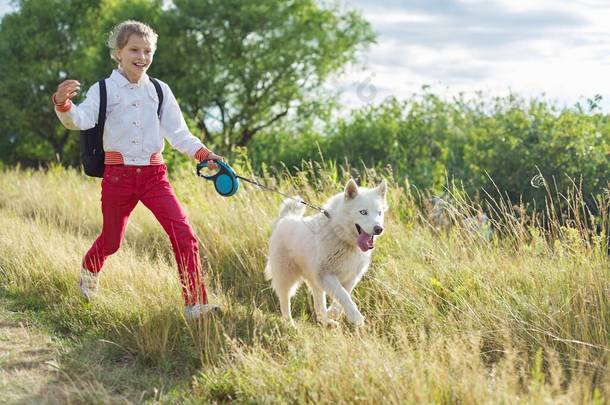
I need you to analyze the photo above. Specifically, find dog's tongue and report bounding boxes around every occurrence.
[357,231,374,252]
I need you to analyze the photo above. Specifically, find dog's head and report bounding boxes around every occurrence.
[329,178,388,252]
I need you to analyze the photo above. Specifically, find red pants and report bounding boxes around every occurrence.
[83,164,208,305]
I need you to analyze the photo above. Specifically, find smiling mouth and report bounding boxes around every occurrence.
[355,224,374,252]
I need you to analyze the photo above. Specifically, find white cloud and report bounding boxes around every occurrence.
[336,0,610,112]
[364,11,435,25]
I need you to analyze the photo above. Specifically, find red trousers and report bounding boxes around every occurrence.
[83,164,208,305]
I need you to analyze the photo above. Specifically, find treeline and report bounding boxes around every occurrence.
[249,92,610,206]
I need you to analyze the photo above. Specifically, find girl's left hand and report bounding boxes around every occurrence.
[205,152,224,170]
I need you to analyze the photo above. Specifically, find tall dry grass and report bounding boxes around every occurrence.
[0,163,607,403]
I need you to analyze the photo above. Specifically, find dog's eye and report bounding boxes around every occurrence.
[359,209,368,215]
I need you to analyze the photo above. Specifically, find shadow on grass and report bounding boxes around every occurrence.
[0,283,295,403]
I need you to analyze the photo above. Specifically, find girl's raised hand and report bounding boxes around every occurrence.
[53,80,81,105]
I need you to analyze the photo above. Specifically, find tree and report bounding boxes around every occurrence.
[0,0,107,165]
[155,0,374,152]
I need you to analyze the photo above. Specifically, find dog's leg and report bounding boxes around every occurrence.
[310,286,338,327]
[320,274,364,326]
[275,280,297,327]
[270,267,299,327]
[278,296,295,327]
[328,278,355,320]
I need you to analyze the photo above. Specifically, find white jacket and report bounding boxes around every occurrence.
[55,70,205,165]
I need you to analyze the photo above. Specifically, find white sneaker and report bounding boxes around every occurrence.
[79,267,99,301]
[184,303,221,320]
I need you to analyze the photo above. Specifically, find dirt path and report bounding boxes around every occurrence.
[0,302,65,404]
[0,299,139,404]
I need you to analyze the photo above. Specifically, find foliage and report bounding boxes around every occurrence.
[0,0,374,164]
[156,0,375,151]
[249,91,610,208]
[0,0,106,165]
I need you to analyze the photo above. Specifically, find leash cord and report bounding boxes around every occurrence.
[235,175,331,218]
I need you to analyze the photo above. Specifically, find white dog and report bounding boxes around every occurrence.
[265,179,388,327]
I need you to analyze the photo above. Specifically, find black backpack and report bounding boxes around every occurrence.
[80,77,164,177]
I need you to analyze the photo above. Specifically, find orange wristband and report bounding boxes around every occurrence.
[52,93,72,112]
[194,147,211,162]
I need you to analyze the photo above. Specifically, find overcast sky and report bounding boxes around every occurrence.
[3,0,610,111]
[334,0,610,111]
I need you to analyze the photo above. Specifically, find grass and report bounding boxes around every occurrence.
[0,163,608,404]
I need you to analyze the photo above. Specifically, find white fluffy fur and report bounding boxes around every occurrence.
[265,179,388,327]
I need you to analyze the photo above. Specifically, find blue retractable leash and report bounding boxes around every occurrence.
[196,160,330,218]
[196,160,239,196]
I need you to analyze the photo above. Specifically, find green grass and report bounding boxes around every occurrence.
[0,164,608,404]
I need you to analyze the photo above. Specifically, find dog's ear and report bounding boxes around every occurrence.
[344,179,359,200]
[376,179,387,199]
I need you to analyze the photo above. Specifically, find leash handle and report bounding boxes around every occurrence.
[196,160,239,197]
[196,159,224,179]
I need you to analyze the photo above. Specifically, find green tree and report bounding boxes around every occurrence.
[0,0,109,165]
[155,0,374,152]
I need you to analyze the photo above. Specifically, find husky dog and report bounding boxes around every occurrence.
[265,179,388,327]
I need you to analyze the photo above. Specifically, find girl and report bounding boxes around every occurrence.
[52,20,221,320]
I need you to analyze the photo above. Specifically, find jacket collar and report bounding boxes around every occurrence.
[110,69,150,87]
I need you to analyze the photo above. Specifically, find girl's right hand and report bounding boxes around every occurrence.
[205,152,225,170]
[53,80,81,104]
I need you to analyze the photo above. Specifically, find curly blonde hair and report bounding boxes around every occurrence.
[107,20,158,63]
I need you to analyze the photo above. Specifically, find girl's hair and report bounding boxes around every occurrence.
[107,20,158,63]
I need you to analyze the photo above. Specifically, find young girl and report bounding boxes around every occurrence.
[52,20,221,320]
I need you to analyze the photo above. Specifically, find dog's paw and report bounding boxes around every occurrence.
[281,317,297,329]
[327,304,343,320]
[318,317,340,328]
[346,310,365,327]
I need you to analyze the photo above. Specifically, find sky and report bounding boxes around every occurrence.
[333,0,610,111]
[2,0,610,112]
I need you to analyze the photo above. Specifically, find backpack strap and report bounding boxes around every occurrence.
[98,79,107,129]
[150,77,163,118]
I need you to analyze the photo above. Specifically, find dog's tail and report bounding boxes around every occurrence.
[278,197,305,218]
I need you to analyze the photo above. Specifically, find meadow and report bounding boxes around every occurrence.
[0,163,608,404]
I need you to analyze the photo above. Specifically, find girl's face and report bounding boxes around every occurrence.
[116,34,155,83]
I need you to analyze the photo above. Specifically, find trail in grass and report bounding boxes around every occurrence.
[0,297,137,404]
[0,298,65,404]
